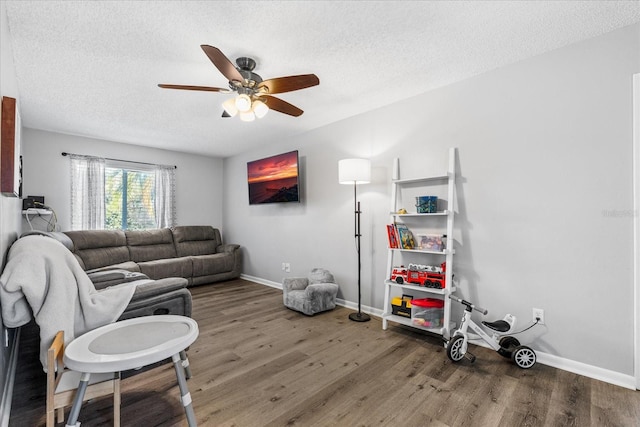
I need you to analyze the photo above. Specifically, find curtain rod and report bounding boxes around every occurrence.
[61,152,177,169]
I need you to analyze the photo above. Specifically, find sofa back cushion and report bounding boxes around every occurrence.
[126,228,177,262]
[172,226,221,257]
[64,230,130,271]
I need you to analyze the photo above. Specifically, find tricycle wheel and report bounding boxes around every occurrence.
[512,345,536,369]
[498,336,520,358]
[446,335,466,362]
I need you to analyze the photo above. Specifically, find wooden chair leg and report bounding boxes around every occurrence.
[46,409,54,427]
[56,407,64,423]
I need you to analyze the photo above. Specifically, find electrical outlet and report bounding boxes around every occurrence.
[533,308,545,325]
[284,263,291,273]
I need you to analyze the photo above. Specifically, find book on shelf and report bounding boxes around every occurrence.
[386,224,399,248]
[395,223,415,249]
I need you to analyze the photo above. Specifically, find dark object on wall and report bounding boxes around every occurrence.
[22,196,45,210]
[1,96,22,197]
[247,150,300,205]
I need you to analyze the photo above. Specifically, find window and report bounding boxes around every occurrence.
[69,154,176,230]
[105,166,156,230]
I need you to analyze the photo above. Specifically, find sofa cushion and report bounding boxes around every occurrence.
[126,228,177,262]
[64,230,130,271]
[172,226,220,257]
[136,257,192,281]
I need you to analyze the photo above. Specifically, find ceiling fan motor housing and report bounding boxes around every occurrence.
[231,57,263,94]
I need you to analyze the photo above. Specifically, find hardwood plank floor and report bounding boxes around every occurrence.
[8,279,640,426]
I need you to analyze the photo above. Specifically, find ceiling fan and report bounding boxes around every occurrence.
[158,45,319,121]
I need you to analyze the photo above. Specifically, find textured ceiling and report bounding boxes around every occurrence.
[4,1,640,158]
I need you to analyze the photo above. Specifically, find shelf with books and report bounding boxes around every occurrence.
[386,223,448,252]
[389,248,454,255]
[382,148,457,338]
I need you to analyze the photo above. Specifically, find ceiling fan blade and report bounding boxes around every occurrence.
[258,74,319,94]
[200,45,244,83]
[260,95,304,117]
[158,84,229,92]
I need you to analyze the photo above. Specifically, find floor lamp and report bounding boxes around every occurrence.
[339,158,371,322]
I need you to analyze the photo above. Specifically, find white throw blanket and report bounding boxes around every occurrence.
[0,235,135,370]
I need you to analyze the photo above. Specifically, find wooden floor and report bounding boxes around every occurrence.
[9,279,640,426]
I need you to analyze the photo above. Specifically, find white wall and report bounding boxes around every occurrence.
[21,129,225,232]
[0,1,23,424]
[0,3,21,265]
[223,23,640,380]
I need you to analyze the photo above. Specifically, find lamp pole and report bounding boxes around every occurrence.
[349,181,370,322]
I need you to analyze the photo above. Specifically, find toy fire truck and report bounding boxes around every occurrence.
[390,262,447,289]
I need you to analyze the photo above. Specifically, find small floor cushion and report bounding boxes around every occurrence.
[283,268,339,316]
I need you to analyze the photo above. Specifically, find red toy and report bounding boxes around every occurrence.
[391,262,447,289]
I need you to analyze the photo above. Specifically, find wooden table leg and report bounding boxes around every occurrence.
[172,353,197,426]
[65,372,91,427]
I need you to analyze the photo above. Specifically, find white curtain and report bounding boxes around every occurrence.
[155,165,176,228]
[70,155,105,230]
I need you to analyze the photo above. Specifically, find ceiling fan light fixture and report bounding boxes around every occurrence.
[253,100,269,119]
[222,97,238,117]
[235,94,252,112]
[160,46,319,120]
[240,110,255,122]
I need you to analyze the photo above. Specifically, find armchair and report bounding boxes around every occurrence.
[283,268,339,316]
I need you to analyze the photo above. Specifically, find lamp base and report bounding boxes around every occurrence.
[349,312,371,322]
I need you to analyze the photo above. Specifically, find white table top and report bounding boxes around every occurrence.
[64,315,199,373]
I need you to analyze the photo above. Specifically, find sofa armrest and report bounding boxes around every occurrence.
[129,277,189,302]
[89,270,150,290]
[216,243,240,254]
[283,277,309,292]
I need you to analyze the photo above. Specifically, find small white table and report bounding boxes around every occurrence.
[63,315,199,427]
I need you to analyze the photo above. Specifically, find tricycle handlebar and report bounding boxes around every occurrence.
[449,294,488,315]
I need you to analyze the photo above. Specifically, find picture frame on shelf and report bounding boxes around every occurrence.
[415,234,446,252]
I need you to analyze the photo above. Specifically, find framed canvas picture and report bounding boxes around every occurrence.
[1,96,22,197]
[247,150,300,205]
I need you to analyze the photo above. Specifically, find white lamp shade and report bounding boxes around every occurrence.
[235,94,252,112]
[339,158,371,184]
[222,97,238,117]
[253,100,269,118]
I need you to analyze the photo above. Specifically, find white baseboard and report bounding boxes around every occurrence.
[535,351,636,390]
[241,275,637,390]
[240,274,282,289]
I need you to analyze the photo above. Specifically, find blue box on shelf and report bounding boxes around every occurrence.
[415,196,437,213]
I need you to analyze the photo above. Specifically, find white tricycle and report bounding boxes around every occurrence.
[445,294,536,369]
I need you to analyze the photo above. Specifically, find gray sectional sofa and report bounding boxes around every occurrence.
[62,225,241,286]
[18,225,240,321]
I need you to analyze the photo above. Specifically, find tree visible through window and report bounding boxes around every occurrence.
[105,167,156,230]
